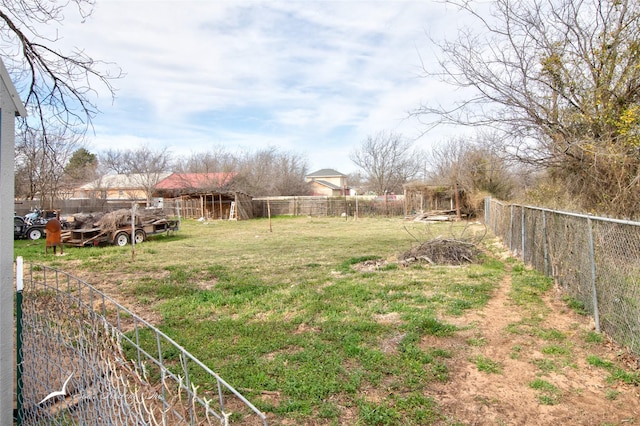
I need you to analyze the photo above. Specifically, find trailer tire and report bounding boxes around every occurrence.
[134,229,146,244]
[114,232,130,247]
[28,228,43,240]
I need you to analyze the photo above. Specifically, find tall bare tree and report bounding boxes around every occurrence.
[0,0,121,138]
[15,128,83,206]
[234,147,310,196]
[100,146,173,205]
[176,146,239,175]
[350,131,423,195]
[428,136,516,201]
[416,0,640,217]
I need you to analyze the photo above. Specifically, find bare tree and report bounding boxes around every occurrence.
[233,147,310,196]
[100,146,172,205]
[416,0,640,216]
[350,131,423,195]
[176,146,239,175]
[428,136,516,201]
[15,128,83,206]
[1,0,121,139]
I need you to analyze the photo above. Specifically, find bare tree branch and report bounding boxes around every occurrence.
[0,0,122,139]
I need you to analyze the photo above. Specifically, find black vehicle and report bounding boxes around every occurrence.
[14,215,46,240]
[14,209,67,240]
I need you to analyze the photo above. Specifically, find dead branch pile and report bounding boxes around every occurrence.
[94,208,169,233]
[65,213,105,229]
[95,210,132,232]
[398,238,480,266]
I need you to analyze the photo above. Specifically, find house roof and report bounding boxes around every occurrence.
[0,58,27,117]
[309,179,343,190]
[156,172,235,190]
[306,168,345,178]
[80,173,172,190]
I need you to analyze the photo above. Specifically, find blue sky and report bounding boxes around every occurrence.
[54,0,466,174]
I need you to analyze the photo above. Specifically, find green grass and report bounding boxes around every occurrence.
[472,355,503,374]
[529,378,561,405]
[587,355,640,385]
[563,296,588,316]
[9,217,562,424]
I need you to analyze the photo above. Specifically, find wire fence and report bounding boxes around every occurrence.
[14,259,268,425]
[484,198,640,356]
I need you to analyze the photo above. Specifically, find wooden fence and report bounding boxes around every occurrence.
[252,196,405,218]
[15,195,407,220]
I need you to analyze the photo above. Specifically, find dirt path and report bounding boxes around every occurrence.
[429,272,639,425]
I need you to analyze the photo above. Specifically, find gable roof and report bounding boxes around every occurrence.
[306,168,345,178]
[156,172,236,190]
[0,59,27,117]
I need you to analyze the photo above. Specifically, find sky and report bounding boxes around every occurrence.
[51,0,469,175]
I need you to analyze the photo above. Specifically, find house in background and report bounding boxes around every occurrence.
[305,169,349,196]
[74,173,172,201]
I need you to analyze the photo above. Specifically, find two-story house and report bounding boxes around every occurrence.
[305,169,349,196]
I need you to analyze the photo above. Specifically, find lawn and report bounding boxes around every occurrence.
[14,216,510,424]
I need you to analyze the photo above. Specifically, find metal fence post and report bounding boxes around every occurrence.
[587,217,601,333]
[521,207,526,262]
[509,205,514,251]
[542,211,548,276]
[484,197,490,225]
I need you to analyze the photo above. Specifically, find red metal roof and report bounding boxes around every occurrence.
[156,173,235,190]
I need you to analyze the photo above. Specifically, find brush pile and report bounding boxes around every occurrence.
[398,238,480,266]
[66,208,170,232]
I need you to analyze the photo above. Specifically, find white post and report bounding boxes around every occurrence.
[16,256,23,292]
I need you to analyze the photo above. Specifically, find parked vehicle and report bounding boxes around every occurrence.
[14,215,47,240]
[14,209,70,240]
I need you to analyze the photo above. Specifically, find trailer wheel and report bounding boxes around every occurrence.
[134,229,146,244]
[114,232,130,247]
[28,228,43,240]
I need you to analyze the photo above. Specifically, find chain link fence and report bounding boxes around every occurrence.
[485,198,640,356]
[15,259,268,425]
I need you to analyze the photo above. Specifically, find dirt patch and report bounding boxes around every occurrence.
[429,273,640,425]
[59,261,167,327]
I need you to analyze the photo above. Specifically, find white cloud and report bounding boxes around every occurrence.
[46,0,467,172]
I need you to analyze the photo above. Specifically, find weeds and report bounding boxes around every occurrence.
[587,355,640,385]
[472,355,503,374]
[529,378,561,405]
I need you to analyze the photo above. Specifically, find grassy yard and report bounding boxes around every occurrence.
[15,216,520,424]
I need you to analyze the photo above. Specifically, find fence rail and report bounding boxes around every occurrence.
[484,198,640,356]
[15,260,268,425]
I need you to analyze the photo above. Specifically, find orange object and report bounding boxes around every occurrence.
[45,219,62,247]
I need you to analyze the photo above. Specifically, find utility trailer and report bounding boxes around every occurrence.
[62,211,179,247]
